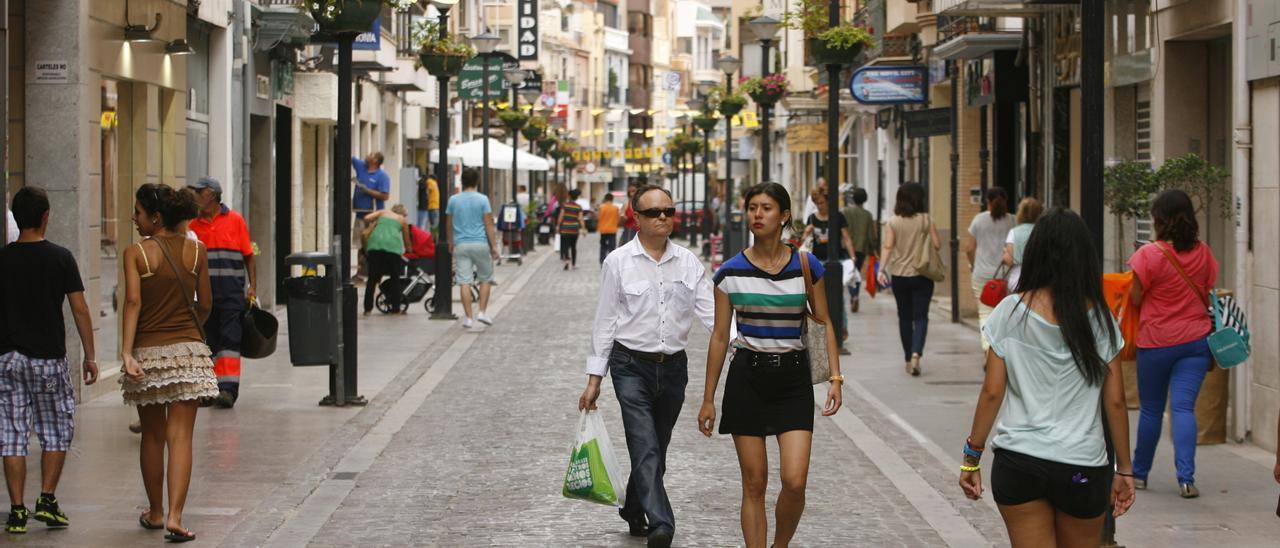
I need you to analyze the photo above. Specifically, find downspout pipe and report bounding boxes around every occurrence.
[1231,0,1252,442]
[237,1,253,216]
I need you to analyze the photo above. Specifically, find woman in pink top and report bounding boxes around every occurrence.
[1128,189,1218,499]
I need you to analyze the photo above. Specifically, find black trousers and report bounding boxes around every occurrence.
[610,344,687,534]
[891,275,935,362]
[599,233,617,264]
[560,233,579,266]
[364,250,402,313]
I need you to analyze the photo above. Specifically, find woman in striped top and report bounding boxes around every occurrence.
[556,189,584,270]
[698,182,843,548]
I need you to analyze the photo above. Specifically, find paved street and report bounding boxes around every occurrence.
[10,235,1280,547]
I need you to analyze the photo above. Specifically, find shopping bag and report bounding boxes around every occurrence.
[562,410,627,507]
[1102,272,1138,361]
[864,255,879,298]
[840,258,861,288]
[553,233,561,252]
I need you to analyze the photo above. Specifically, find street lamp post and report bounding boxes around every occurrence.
[431,0,460,321]
[471,31,500,196]
[715,54,742,258]
[688,95,706,249]
[696,81,716,252]
[505,67,528,204]
[824,0,844,343]
[747,16,781,182]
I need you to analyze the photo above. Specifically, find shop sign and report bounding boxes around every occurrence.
[902,108,951,139]
[354,18,381,51]
[518,0,539,60]
[849,66,928,105]
[458,53,520,100]
[33,60,70,84]
[786,123,828,153]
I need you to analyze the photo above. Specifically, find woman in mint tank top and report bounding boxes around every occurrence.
[959,208,1135,547]
[360,206,412,315]
[1001,197,1043,291]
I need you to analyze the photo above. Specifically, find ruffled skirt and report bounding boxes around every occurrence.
[120,341,220,406]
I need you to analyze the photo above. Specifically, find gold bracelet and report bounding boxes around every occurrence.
[960,464,981,473]
[828,374,845,383]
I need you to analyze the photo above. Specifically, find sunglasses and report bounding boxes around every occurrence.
[637,207,677,219]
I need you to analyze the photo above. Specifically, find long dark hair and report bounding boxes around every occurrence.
[1150,189,1199,252]
[1014,208,1118,386]
[893,182,925,217]
[986,187,1009,219]
[136,184,199,231]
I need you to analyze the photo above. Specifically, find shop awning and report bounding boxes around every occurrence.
[932,33,1023,60]
[429,138,552,171]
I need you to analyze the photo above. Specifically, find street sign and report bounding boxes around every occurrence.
[902,108,951,138]
[517,0,539,61]
[353,18,381,51]
[458,53,521,100]
[664,71,681,91]
[849,66,928,105]
[662,152,672,164]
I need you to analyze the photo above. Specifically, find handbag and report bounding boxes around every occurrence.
[241,299,279,359]
[153,238,206,341]
[979,264,1011,307]
[797,251,831,384]
[1155,243,1251,368]
[915,215,946,283]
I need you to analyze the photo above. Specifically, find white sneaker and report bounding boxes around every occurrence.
[476,312,493,325]
[462,317,474,329]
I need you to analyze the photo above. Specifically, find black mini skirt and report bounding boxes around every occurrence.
[718,348,814,436]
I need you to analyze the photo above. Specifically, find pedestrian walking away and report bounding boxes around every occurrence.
[878,183,942,376]
[1128,189,1219,498]
[558,189,584,270]
[120,184,220,543]
[959,208,1135,548]
[352,153,392,280]
[0,186,98,534]
[840,187,878,314]
[187,176,256,409]
[578,183,715,548]
[1001,197,1043,292]
[361,205,414,315]
[620,181,640,246]
[698,182,844,548]
[597,192,620,264]
[445,168,501,328]
[802,189,856,355]
[965,187,1016,352]
[418,172,441,233]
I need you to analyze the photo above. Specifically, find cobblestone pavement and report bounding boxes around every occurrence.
[260,235,996,547]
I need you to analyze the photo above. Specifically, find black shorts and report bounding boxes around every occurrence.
[991,449,1112,519]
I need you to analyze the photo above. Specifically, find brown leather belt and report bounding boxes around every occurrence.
[614,343,685,364]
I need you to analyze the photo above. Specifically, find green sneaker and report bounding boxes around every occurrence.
[33,496,68,528]
[5,506,28,534]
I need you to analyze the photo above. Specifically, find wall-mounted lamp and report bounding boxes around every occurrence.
[165,39,195,56]
[124,0,163,44]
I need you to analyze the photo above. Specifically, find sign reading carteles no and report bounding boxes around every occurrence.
[34,60,71,84]
[518,0,539,61]
[849,66,928,105]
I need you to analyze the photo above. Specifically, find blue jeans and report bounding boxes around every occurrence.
[609,344,687,534]
[416,209,439,232]
[1132,337,1211,485]
[891,275,934,362]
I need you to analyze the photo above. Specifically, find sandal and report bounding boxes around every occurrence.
[138,514,164,530]
[164,528,196,543]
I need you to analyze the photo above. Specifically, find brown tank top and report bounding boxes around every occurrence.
[135,236,205,349]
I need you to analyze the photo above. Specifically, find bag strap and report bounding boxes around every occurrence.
[153,238,207,341]
[1153,242,1211,310]
[796,249,820,321]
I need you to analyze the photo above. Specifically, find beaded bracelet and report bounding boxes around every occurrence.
[963,443,982,459]
[960,464,981,473]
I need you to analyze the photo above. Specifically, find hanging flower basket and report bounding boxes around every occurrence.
[741,74,790,107]
[808,25,873,66]
[693,115,720,132]
[498,110,529,131]
[537,136,558,155]
[718,95,747,117]
[307,0,384,35]
[419,52,472,77]
[521,125,544,140]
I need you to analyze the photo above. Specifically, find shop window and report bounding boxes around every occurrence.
[186,17,211,115]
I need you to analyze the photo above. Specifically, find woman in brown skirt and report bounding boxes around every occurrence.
[119,184,219,542]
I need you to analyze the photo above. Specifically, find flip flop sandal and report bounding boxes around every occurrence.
[138,514,164,530]
[164,528,196,543]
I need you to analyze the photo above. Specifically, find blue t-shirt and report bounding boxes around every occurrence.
[446,191,492,246]
[351,157,391,214]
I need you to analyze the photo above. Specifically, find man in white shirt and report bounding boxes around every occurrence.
[4,209,16,245]
[578,184,714,548]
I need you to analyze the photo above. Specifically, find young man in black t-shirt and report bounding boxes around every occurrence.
[0,186,98,533]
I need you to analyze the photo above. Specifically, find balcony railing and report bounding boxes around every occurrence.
[938,15,1022,43]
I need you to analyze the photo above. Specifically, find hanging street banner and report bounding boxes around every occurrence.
[849,66,928,105]
[458,53,521,100]
[518,0,539,60]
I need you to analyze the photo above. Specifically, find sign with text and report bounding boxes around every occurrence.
[849,66,928,105]
[458,53,521,100]
[354,18,381,51]
[33,60,70,84]
[518,0,539,60]
[902,108,952,139]
[785,123,828,153]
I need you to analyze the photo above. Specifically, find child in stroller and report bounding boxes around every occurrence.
[374,223,479,313]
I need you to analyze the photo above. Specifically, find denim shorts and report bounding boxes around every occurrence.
[455,242,493,285]
[0,352,76,456]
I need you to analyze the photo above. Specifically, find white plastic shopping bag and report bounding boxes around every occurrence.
[841,258,861,288]
[553,233,561,252]
[562,410,627,507]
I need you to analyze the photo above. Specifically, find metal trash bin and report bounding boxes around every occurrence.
[725,209,746,259]
[284,252,336,366]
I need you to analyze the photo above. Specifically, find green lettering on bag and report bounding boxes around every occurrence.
[562,439,619,505]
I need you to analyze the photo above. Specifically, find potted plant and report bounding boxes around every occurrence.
[537,135,559,155]
[715,85,748,117]
[783,0,875,66]
[1102,160,1158,269]
[739,73,789,106]
[522,116,548,141]
[413,19,475,77]
[693,114,720,132]
[306,0,414,34]
[498,109,529,131]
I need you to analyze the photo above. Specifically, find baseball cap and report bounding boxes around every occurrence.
[190,176,222,194]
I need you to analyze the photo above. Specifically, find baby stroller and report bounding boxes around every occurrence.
[374,258,481,314]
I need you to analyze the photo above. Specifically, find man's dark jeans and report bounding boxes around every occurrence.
[599,233,617,264]
[609,344,687,534]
